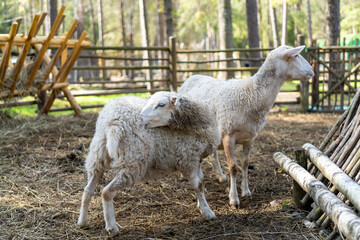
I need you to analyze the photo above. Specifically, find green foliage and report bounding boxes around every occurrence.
[0,0,357,48]
[2,93,149,117]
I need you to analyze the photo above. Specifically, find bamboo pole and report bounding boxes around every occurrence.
[40,19,78,87]
[39,32,87,116]
[0,35,91,47]
[26,6,66,88]
[0,22,19,88]
[273,152,360,240]
[8,14,40,94]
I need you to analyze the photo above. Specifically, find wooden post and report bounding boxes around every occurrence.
[292,148,309,209]
[169,36,177,92]
[300,81,309,112]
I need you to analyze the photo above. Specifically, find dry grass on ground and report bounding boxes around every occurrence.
[0,111,340,239]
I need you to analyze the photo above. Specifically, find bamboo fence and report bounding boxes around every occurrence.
[0,5,91,116]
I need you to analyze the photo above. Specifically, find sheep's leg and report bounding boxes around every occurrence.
[222,134,240,208]
[212,150,227,183]
[187,167,215,220]
[101,170,132,236]
[240,143,252,197]
[78,170,103,227]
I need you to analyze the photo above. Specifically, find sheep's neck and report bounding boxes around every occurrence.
[249,65,287,111]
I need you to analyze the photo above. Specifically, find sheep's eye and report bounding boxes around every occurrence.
[157,103,165,108]
[295,54,299,58]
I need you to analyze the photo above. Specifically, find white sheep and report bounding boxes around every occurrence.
[178,45,315,208]
[77,91,220,235]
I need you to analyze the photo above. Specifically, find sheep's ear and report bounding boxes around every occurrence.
[171,96,178,106]
[283,45,305,59]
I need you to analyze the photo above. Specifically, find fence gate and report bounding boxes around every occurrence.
[307,45,360,112]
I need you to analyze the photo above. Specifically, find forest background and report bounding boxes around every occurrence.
[1,0,359,52]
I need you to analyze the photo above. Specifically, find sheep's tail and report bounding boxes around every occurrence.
[105,124,127,161]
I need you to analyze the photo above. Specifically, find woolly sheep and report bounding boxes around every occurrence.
[77,92,220,235]
[178,45,315,208]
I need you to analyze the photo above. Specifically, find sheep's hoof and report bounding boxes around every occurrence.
[105,224,120,236]
[203,210,216,220]
[229,199,240,209]
[217,175,227,183]
[77,218,88,228]
[241,189,251,198]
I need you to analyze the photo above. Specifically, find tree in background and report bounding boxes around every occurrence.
[281,0,287,45]
[97,0,104,47]
[246,0,261,68]
[306,0,312,45]
[326,0,340,46]
[139,0,153,88]
[164,0,173,45]
[269,0,280,47]
[217,0,234,79]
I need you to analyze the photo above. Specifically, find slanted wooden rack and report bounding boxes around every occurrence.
[0,5,91,116]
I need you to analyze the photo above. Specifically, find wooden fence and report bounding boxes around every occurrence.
[307,45,360,112]
[0,6,91,116]
[44,39,302,113]
[3,36,360,114]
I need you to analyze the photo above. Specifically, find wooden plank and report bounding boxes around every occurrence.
[26,6,66,88]
[0,22,19,88]
[42,19,78,87]
[9,14,40,94]
[0,35,91,47]
[34,12,47,36]
[40,82,69,91]
[39,32,87,116]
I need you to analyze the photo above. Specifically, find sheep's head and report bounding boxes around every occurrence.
[268,45,314,81]
[140,91,180,128]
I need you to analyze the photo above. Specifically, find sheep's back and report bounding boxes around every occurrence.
[178,75,225,100]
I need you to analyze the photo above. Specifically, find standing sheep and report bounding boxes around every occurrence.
[77,92,220,235]
[178,45,315,208]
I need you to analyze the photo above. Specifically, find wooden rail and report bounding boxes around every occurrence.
[0,5,91,116]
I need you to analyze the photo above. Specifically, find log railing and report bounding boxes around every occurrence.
[273,91,360,239]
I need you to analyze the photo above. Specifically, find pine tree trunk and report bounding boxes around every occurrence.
[139,0,153,90]
[326,0,340,46]
[325,0,340,92]
[156,0,165,84]
[269,0,279,47]
[218,0,234,80]
[129,0,135,80]
[119,0,128,77]
[281,0,287,45]
[306,0,312,45]
[97,0,104,47]
[246,0,261,70]
[50,0,58,31]
[164,0,173,45]
[88,0,97,45]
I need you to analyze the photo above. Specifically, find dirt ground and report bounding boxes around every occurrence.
[0,111,341,240]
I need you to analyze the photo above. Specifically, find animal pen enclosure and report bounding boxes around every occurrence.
[0,6,91,116]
